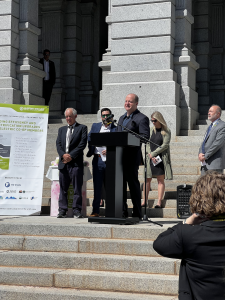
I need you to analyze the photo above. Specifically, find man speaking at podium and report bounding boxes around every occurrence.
[116,94,150,220]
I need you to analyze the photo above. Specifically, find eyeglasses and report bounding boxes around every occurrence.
[102,114,111,118]
[151,119,157,123]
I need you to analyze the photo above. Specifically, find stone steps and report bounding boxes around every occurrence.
[0,251,179,274]
[0,217,180,298]
[0,267,178,295]
[0,235,159,256]
[0,285,179,300]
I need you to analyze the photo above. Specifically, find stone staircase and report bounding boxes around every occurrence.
[0,114,212,299]
[42,113,209,218]
[0,216,179,300]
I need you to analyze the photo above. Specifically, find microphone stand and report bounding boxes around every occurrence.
[112,120,163,227]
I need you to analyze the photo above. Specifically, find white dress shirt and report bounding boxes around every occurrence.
[66,123,75,153]
[94,123,111,155]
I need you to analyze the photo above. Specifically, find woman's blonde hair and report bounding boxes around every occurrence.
[151,111,168,135]
[189,172,225,217]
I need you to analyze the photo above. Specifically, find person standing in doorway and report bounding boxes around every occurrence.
[39,49,56,106]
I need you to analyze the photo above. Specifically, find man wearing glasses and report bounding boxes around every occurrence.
[39,49,56,106]
[87,108,116,217]
[116,94,150,220]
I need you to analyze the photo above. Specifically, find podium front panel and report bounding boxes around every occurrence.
[91,132,140,147]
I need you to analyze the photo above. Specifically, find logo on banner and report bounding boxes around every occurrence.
[5,197,17,199]
[5,182,10,187]
[6,190,16,193]
[30,196,37,200]
[20,107,45,112]
[19,197,28,200]
[0,196,3,199]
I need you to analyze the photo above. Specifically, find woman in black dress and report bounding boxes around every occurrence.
[142,111,173,208]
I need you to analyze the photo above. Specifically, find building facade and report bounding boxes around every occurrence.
[0,0,224,135]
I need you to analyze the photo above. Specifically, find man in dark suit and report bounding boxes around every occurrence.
[153,172,225,300]
[39,49,56,106]
[56,108,87,218]
[87,108,116,217]
[116,93,150,219]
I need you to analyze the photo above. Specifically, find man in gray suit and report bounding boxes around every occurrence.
[199,105,225,175]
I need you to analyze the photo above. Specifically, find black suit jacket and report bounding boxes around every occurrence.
[39,58,56,86]
[86,122,117,157]
[153,221,225,300]
[116,109,150,165]
[56,122,87,169]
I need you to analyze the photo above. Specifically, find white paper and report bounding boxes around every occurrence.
[152,155,162,166]
[96,146,106,162]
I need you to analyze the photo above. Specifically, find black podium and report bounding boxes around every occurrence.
[88,132,140,225]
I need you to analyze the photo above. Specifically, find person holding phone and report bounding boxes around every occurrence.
[153,171,225,300]
[142,111,173,208]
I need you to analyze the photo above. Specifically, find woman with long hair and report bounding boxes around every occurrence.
[142,111,173,208]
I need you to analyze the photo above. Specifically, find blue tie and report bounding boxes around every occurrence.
[202,123,213,154]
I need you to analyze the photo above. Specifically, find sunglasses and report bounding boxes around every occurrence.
[151,119,157,123]
[102,114,111,118]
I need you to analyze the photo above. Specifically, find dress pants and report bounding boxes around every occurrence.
[123,159,142,218]
[43,80,53,105]
[92,155,106,214]
[201,166,223,176]
[59,164,83,211]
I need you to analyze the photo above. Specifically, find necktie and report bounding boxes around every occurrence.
[202,123,213,154]
[66,126,73,153]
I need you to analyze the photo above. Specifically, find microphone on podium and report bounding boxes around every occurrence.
[103,114,114,126]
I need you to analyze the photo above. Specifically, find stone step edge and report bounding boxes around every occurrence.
[0,285,179,300]
[0,236,160,256]
[0,267,179,292]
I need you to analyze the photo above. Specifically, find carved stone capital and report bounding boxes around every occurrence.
[39,0,65,12]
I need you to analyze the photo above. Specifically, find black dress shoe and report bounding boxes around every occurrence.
[57,210,67,218]
[154,205,162,208]
[73,210,83,218]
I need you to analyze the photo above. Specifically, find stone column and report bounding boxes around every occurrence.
[99,0,112,103]
[63,0,82,111]
[16,0,45,105]
[0,0,21,103]
[210,0,225,109]
[39,0,65,115]
[174,0,200,131]
[193,0,212,115]
[79,2,97,113]
[99,0,180,136]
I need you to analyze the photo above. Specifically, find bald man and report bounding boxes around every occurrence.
[116,94,150,220]
[199,105,225,175]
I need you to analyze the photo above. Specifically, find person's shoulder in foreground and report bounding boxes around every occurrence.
[153,171,225,300]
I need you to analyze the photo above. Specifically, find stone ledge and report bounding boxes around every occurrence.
[19,22,41,35]
[0,285,179,300]
[112,0,176,6]
[55,270,178,295]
